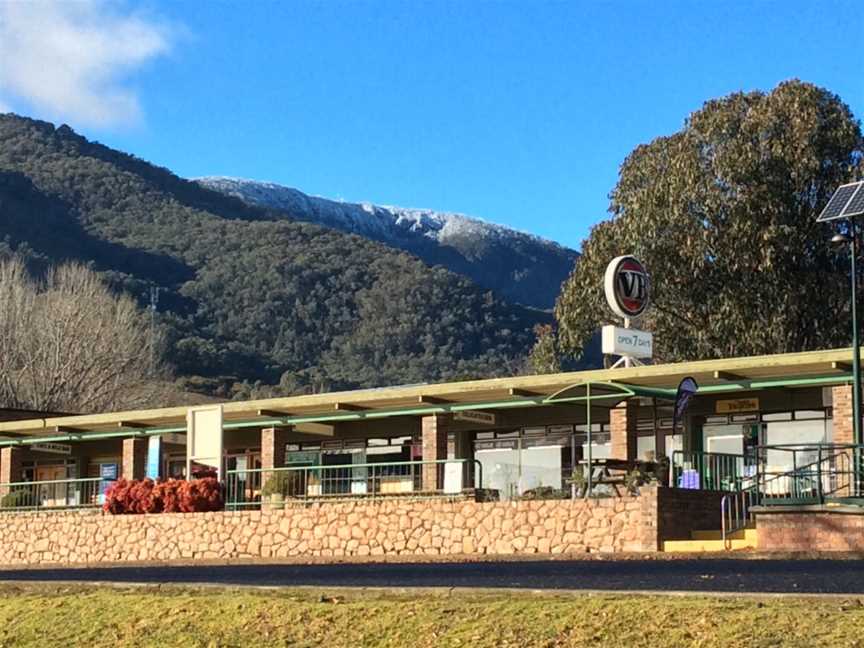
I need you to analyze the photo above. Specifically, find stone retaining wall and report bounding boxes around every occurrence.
[0,492,661,566]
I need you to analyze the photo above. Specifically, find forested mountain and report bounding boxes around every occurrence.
[197,177,577,309]
[0,114,550,396]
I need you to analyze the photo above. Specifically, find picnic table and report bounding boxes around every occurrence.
[575,458,659,497]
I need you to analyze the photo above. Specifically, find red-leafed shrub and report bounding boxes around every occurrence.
[103,476,223,514]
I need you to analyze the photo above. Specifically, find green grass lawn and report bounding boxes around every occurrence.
[0,585,861,647]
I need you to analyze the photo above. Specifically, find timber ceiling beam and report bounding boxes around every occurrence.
[257,409,293,419]
[417,395,450,405]
[53,426,82,434]
[116,421,152,430]
[334,403,368,412]
[713,371,748,382]
[509,388,543,398]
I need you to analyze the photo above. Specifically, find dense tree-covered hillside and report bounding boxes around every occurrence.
[197,177,578,309]
[0,115,548,396]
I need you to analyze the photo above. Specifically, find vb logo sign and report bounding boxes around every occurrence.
[604,256,650,319]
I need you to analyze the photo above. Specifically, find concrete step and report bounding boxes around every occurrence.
[661,536,757,552]
[662,529,756,553]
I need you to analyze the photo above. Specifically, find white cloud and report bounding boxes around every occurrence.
[0,1,173,128]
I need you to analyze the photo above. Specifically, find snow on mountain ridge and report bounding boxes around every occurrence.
[196,176,578,309]
[196,176,567,249]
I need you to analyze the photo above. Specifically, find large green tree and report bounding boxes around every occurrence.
[556,80,863,362]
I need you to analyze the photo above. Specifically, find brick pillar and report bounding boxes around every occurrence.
[122,437,147,480]
[0,447,23,494]
[610,401,638,461]
[261,427,292,470]
[421,415,449,491]
[831,384,855,496]
[833,384,854,445]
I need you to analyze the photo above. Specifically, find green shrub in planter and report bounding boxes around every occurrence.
[0,488,37,509]
[261,471,305,499]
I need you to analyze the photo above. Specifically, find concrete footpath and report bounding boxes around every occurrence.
[2,558,864,594]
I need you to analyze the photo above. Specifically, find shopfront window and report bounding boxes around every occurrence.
[763,413,831,471]
[474,426,581,500]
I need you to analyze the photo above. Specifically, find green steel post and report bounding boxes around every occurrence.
[851,218,862,449]
[586,383,592,497]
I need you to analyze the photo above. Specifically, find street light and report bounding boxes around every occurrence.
[818,180,864,447]
[830,228,862,447]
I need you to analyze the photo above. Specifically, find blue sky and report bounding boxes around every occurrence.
[1,1,861,249]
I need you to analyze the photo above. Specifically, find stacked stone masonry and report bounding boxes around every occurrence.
[0,494,657,566]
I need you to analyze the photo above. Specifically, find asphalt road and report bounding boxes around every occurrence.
[1,559,864,593]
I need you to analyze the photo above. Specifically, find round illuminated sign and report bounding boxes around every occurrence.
[604,255,650,319]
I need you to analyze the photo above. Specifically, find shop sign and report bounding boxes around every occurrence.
[601,325,653,359]
[716,398,760,414]
[286,450,320,465]
[454,410,496,425]
[100,463,118,480]
[604,256,650,319]
[31,442,72,455]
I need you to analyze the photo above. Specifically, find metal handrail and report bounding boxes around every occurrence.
[0,477,103,488]
[225,458,483,510]
[758,448,857,504]
[0,477,106,512]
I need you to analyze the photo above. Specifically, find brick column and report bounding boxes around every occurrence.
[610,401,638,461]
[0,447,23,494]
[638,484,660,551]
[261,427,292,470]
[831,384,855,496]
[122,437,147,480]
[421,415,449,491]
[833,384,854,445]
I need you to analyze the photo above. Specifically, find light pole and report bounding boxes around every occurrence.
[819,180,864,449]
[831,226,862,447]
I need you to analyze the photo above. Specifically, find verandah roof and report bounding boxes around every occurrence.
[0,347,855,447]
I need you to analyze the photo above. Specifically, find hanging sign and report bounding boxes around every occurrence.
[601,325,653,359]
[604,255,650,319]
[31,443,72,455]
[716,397,760,414]
[672,377,699,434]
[454,410,496,425]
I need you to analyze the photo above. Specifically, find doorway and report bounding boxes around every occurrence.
[35,464,70,507]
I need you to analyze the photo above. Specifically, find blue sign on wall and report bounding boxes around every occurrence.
[100,463,118,481]
[146,436,161,479]
[99,463,118,504]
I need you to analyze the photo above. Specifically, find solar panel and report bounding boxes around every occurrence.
[842,182,864,219]
[817,182,862,222]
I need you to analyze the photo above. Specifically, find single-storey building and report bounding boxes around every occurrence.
[0,347,856,514]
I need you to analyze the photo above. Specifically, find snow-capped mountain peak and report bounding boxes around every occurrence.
[196,176,577,309]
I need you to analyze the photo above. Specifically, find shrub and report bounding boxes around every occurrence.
[518,486,570,501]
[103,476,223,514]
[0,488,37,509]
[261,471,304,498]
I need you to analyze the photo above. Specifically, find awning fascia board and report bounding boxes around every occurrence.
[0,373,850,447]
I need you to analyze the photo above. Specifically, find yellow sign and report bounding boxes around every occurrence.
[716,398,760,414]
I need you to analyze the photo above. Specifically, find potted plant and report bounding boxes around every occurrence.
[260,471,303,508]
